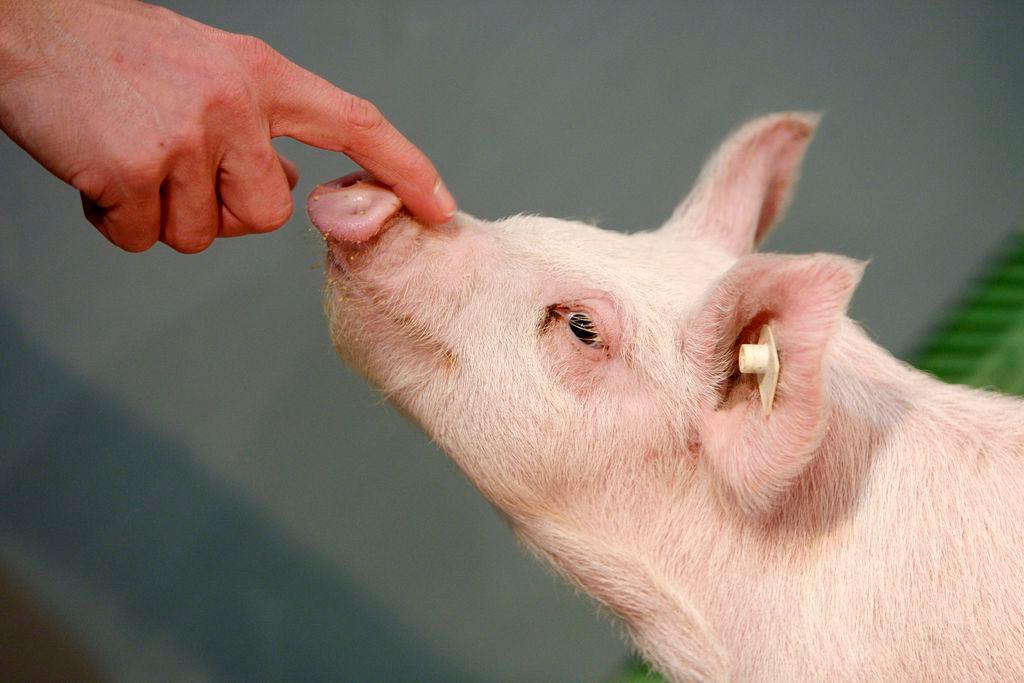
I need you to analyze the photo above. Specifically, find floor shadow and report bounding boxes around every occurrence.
[0,304,470,682]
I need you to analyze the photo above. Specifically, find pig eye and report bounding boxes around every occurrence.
[566,311,603,348]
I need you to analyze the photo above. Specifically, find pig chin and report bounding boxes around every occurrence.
[323,272,453,399]
[319,226,464,415]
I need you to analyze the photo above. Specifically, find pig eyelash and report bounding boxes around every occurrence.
[546,305,605,349]
[566,312,603,348]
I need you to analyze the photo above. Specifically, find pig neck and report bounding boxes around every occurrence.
[525,319,1024,681]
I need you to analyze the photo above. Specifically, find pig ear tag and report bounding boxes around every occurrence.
[738,325,780,416]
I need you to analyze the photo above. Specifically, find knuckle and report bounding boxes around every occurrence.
[205,76,252,116]
[249,145,280,173]
[254,194,293,232]
[242,149,295,231]
[158,111,209,159]
[341,96,386,137]
[70,167,116,204]
[113,160,163,194]
[233,34,280,72]
[161,128,205,161]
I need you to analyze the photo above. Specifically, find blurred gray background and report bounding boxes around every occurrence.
[2,1,1022,681]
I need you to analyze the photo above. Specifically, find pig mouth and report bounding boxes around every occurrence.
[319,201,423,280]
[324,243,357,278]
[322,247,459,374]
[321,216,397,277]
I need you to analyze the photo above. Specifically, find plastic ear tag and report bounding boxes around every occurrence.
[738,325,779,416]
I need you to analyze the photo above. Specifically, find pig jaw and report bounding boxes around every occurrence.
[320,212,486,409]
[308,176,490,410]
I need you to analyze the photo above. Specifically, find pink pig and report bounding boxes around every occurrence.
[308,113,1024,682]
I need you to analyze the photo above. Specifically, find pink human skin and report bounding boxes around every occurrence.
[0,0,456,253]
[310,113,1024,682]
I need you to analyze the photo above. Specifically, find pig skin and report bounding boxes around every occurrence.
[312,113,1024,682]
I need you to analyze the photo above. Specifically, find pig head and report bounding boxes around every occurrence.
[310,113,1024,682]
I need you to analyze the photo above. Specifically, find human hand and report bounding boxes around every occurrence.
[0,0,456,253]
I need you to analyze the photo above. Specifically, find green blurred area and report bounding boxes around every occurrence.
[615,657,666,683]
[614,232,1024,683]
[916,233,1024,393]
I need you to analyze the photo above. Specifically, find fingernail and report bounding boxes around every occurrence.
[433,178,457,219]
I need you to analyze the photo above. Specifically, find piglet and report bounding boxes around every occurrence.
[309,113,1024,682]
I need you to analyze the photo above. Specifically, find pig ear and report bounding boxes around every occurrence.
[684,252,864,516]
[663,112,820,255]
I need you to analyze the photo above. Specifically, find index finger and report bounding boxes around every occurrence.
[256,49,456,224]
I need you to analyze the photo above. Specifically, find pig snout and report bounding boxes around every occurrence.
[307,171,403,244]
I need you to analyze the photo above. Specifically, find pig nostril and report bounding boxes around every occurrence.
[334,170,372,189]
[307,177,403,243]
